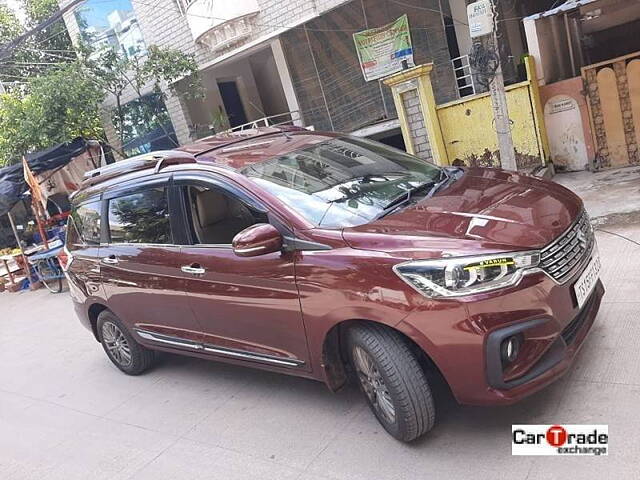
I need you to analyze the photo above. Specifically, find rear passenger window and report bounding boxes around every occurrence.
[108,187,171,244]
[68,201,102,247]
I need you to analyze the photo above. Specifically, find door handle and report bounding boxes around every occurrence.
[102,256,119,265]
[181,264,205,275]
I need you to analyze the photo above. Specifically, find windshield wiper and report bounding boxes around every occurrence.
[374,167,464,220]
[428,166,464,196]
[375,181,436,220]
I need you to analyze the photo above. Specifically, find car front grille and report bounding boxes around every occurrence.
[540,211,595,284]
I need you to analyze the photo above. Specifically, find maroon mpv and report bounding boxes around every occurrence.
[64,128,604,442]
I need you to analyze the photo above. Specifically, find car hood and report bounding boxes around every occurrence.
[342,168,583,259]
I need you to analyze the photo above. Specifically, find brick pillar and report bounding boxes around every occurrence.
[614,60,640,165]
[383,64,449,166]
[164,89,194,146]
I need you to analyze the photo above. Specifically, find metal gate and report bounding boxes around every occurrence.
[583,51,640,168]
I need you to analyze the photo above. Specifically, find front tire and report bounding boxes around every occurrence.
[348,325,436,442]
[97,310,156,375]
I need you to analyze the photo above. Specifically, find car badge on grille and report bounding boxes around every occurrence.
[576,229,587,247]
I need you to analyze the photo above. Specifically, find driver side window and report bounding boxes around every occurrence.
[183,185,266,245]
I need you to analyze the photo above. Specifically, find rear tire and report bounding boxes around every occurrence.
[97,310,156,375]
[348,324,436,442]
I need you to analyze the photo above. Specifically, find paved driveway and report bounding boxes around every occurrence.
[2,225,640,480]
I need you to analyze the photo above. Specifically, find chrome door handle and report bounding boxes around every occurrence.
[181,265,205,275]
[102,257,119,265]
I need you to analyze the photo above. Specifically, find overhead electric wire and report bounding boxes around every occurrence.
[596,228,640,248]
[0,0,82,60]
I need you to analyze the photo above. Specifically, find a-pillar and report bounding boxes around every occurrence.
[383,64,449,166]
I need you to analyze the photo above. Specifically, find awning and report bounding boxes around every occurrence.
[524,0,598,21]
[0,137,88,216]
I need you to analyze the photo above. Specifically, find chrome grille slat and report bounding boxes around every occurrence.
[540,211,594,284]
[543,227,580,258]
[541,236,582,268]
[547,245,584,274]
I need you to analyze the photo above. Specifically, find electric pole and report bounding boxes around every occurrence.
[488,0,516,170]
[467,0,517,170]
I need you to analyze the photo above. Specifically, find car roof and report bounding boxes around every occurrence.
[179,127,339,169]
[71,127,339,203]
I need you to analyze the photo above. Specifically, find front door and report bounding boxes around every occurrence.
[174,175,310,371]
[218,80,248,128]
[100,179,201,345]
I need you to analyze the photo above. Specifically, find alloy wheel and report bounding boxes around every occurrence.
[353,345,396,424]
[101,321,133,367]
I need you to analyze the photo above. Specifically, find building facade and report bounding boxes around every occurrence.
[59,0,557,159]
[57,0,457,154]
[526,0,640,170]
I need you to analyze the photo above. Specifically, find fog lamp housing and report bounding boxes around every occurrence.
[501,334,522,365]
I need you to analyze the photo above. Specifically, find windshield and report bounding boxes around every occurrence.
[242,136,442,228]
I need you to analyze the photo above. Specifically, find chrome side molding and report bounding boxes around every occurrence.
[134,329,304,368]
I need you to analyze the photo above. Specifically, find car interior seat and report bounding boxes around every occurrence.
[192,188,256,244]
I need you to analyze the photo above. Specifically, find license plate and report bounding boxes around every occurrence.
[573,249,601,309]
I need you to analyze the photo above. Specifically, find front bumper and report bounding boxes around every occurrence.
[398,271,605,406]
[483,279,603,404]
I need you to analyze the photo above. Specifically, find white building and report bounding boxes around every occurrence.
[60,0,549,156]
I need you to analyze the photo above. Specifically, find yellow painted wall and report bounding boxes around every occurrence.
[436,82,542,168]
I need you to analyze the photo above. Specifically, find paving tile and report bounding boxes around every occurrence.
[183,374,363,470]
[17,417,177,480]
[104,356,253,436]
[593,231,639,304]
[0,391,98,480]
[526,381,640,480]
[130,438,302,480]
[568,302,640,386]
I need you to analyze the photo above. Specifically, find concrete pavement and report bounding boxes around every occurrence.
[555,166,640,222]
[2,203,640,479]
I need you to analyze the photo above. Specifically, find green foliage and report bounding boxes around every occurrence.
[80,43,202,150]
[0,5,28,83]
[28,61,105,141]
[0,61,105,165]
[0,2,202,165]
[0,92,36,163]
[21,0,74,54]
[0,6,21,44]
[144,45,203,100]
[0,0,75,87]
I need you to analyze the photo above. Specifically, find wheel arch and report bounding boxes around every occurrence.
[320,319,450,393]
[87,302,109,341]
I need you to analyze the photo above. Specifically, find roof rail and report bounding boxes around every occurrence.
[82,151,197,187]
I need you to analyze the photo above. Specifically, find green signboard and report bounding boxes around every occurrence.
[353,14,415,82]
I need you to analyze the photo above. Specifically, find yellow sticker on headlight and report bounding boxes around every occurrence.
[463,257,515,271]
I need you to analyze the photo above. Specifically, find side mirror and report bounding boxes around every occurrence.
[232,223,283,257]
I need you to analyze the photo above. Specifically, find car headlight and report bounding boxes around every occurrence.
[393,252,541,298]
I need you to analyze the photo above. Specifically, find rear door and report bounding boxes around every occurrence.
[66,198,103,300]
[99,177,202,345]
[173,173,311,371]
